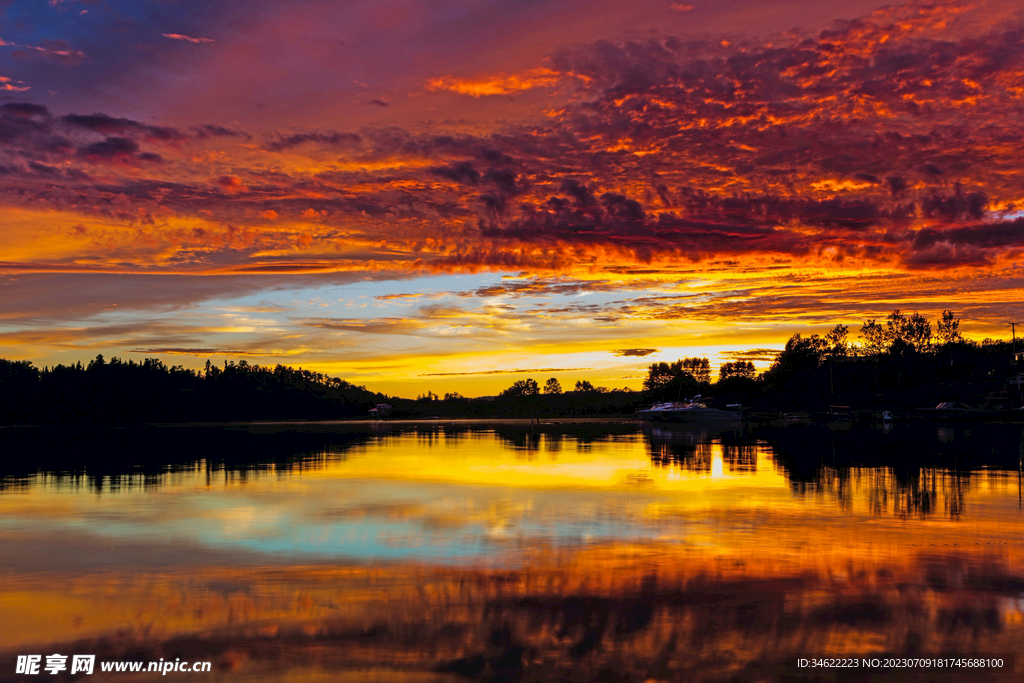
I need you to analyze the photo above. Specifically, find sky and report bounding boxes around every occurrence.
[2,0,1024,396]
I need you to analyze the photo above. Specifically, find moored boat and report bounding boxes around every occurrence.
[637,396,743,423]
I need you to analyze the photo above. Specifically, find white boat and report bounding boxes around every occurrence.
[636,396,743,423]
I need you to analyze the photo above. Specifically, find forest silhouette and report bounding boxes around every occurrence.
[0,356,385,424]
[1,311,1022,424]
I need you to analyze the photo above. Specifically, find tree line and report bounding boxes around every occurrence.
[403,376,640,418]
[1,309,1019,424]
[0,355,386,425]
[637,310,1020,411]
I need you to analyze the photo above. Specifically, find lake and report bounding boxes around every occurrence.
[1,420,1023,681]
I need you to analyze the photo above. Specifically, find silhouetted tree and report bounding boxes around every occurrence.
[862,310,932,354]
[889,310,932,352]
[680,357,711,385]
[936,310,964,345]
[644,357,710,394]
[825,324,849,359]
[643,364,675,393]
[760,334,829,405]
[643,361,701,402]
[823,324,849,395]
[0,358,40,424]
[544,377,562,394]
[861,319,887,355]
[501,378,540,399]
[719,361,755,381]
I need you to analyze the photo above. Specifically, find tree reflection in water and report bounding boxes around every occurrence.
[2,421,1023,681]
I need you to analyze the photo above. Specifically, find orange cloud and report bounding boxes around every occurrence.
[426,67,563,97]
[216,175,248,193]
[0,75,29,92]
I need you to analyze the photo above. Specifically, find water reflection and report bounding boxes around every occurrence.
[795,466,974,518]
[644,425,759,473]
[1,421,1023,681]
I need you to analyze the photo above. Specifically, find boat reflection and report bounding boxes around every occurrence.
[642,424,754,473]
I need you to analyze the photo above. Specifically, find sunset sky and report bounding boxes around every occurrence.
[2,0,1024,396]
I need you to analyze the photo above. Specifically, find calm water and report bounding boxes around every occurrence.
[2,421,1023,682]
